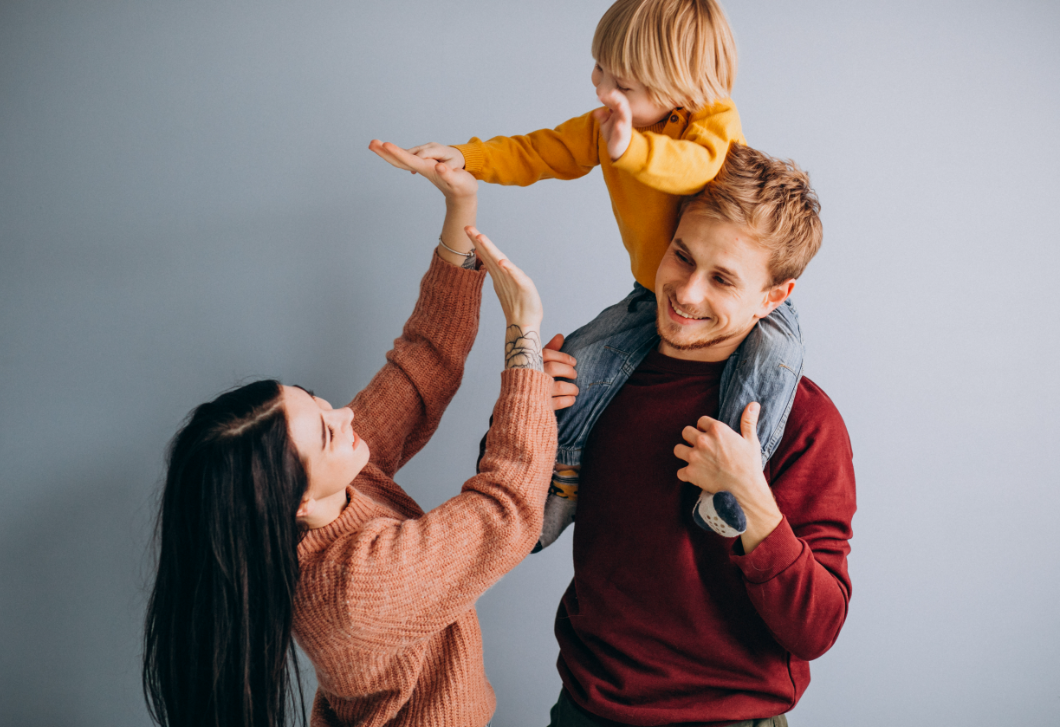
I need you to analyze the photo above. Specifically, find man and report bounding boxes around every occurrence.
[547,144,856,727]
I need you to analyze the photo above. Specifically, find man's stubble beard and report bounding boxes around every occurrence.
[655,309,739,352]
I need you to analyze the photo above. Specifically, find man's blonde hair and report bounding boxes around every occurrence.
[680,144,823,287]
[592,0,737,111]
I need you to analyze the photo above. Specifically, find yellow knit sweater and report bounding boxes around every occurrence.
[292,254,557,727]
[455,100,745,290]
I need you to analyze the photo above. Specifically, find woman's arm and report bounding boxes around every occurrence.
[323,233,556,646]
[347,144,487,477]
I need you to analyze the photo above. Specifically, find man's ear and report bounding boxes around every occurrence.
[754,279,796,319]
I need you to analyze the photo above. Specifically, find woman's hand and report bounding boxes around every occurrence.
[465,226,545,372]
[370,140,478,265]
[369,140,477,201]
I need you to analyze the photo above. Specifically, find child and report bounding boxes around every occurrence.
[383,0,803,547]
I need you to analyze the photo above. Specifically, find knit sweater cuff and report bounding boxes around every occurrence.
[485,368,557,488]
[454,139,486,175]
[496,367,553,412]
[412,248,486,351]
[730,516,805,585]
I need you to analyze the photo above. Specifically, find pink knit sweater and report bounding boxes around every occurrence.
[292,254,557,727]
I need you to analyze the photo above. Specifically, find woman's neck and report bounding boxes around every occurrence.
[302,488,350,530]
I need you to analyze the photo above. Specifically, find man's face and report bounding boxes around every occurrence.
[654,212,794,363]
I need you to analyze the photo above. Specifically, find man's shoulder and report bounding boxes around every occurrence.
[779,376,852,458]
[794,376,843,419]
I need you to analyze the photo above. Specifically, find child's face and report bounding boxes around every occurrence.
[592,61,672,127]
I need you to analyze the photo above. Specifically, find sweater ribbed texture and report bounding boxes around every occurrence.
[293,253,557,727]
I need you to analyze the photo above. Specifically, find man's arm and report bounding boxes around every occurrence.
[676,387,856,660]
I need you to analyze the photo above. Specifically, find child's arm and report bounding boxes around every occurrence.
[390,112,603,187]
[598,88,744,195]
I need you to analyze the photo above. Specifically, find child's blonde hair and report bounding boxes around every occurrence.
[592,0,737,112]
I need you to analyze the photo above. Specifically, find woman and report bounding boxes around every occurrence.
[142,143,579,727]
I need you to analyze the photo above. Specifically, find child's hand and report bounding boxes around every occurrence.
[407,142,466,171]
[593,88,633,161]
[369,140,477,201]
[542,334,578,410]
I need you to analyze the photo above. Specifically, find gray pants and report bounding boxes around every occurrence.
[547,689,789,727]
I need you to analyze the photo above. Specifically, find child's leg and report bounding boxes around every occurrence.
[534,284,660,552]
[717,299,804,464]
[692,300,804,535]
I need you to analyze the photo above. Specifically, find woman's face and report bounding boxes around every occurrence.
[282,385,370,504]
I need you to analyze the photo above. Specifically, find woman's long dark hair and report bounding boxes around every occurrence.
[143,379,309,727]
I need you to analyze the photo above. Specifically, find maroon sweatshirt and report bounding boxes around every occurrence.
[555,350,856,726]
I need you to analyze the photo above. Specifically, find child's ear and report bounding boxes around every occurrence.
[755,279,795,319]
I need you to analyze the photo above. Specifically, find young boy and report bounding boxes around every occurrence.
[379,0,803,547]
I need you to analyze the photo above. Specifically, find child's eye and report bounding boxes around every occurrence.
[617,85,630,92]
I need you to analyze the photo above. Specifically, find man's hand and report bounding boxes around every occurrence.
[593,88,634,161]
[407,142,466,171]
[369,140,477,201]
[674,403,783,552]
[542,334,578,410]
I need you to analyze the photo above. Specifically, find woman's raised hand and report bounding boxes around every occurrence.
[369,140,477,201]
[465,226,545,372]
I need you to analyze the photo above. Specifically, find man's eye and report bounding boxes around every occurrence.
[714,276,730,286]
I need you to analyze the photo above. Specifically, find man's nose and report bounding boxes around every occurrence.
[674,275,708,306]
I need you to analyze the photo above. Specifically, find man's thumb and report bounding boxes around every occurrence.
[741,402,760,443]
[544,333,564,351]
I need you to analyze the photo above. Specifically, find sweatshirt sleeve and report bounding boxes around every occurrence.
[329,369,556,648]
[347,252,485,479]
[611,99,744,195]
[729,382,856,661]
[453,110,600,187]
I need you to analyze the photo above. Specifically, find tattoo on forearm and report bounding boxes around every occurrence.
[460,251,477,270]
[504,325,543,371]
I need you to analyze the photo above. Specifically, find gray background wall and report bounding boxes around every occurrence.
[2,1,1058,725]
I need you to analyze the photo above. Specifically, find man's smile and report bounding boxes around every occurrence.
[668,297,710,323]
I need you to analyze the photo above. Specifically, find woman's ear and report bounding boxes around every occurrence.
[296,496,315,521]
